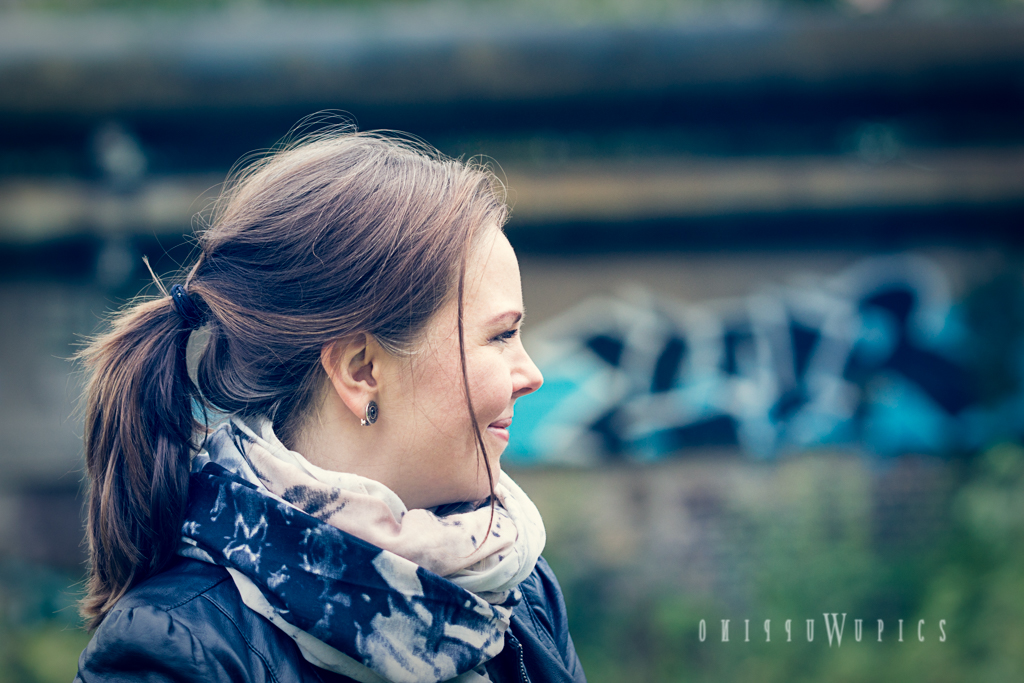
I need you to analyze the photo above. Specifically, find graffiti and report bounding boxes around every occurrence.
[507,255,1024,465]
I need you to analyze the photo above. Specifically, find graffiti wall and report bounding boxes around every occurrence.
[507,254,1024,464]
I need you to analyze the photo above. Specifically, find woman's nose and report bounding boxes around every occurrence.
[512,346,544,399]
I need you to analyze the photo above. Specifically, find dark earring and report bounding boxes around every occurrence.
[361,400,378,426]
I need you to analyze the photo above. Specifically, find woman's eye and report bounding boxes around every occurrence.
[493,328,519,343]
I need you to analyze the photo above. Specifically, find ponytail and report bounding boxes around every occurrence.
[79,295,202,627]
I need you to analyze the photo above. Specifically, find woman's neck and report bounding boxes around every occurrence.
[291,389,420,504]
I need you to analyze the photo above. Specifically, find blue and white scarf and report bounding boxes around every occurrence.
[180,417,546,683]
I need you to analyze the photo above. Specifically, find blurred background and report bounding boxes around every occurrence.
[1,0,1023,681]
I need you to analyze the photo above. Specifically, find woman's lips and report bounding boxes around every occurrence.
[487,417,512,442]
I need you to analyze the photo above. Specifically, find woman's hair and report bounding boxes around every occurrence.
[78,129,509,627]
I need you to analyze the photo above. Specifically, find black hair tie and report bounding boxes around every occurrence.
[170,284,204,330]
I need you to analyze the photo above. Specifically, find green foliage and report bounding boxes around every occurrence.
[546,445,1024,683]
[0,560,88,683]
[0,625,92,683]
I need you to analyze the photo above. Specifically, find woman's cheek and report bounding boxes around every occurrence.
[411,344,466,419]
[470,357,509,418]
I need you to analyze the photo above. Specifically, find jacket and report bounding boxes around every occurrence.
[75,555,587,683]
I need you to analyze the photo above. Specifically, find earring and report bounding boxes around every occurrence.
[361,400,378,426]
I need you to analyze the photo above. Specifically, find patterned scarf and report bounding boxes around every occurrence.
[179,417,546,683]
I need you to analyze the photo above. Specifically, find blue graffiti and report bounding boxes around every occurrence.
[507,255,1024,464]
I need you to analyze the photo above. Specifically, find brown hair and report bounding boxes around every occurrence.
[78,129,508,627]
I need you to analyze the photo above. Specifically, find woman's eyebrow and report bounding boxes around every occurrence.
[486,310,524,326]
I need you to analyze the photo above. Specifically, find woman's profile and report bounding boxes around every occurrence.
[74,126,586,683]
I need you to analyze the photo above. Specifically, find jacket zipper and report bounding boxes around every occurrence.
[507,633,531,683]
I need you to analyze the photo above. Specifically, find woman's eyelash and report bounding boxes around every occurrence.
[494,328,519,342]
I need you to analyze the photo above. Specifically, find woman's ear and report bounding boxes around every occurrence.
[320,334,380,422]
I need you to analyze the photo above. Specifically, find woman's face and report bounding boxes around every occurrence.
[376,227,543,508]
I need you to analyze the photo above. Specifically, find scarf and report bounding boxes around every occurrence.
[179,417,546,683]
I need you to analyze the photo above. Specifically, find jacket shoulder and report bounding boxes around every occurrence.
[108,555,231,611]
[76,558,340,683]
[509,556,587,683]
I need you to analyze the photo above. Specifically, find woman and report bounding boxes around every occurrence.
[75,129,587,683]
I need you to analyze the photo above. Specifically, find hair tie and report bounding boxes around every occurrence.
[170,284,204,330]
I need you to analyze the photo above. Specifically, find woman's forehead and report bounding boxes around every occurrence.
[464,230,523,317]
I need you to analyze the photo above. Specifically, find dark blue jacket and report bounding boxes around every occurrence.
[76,556,586,683]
